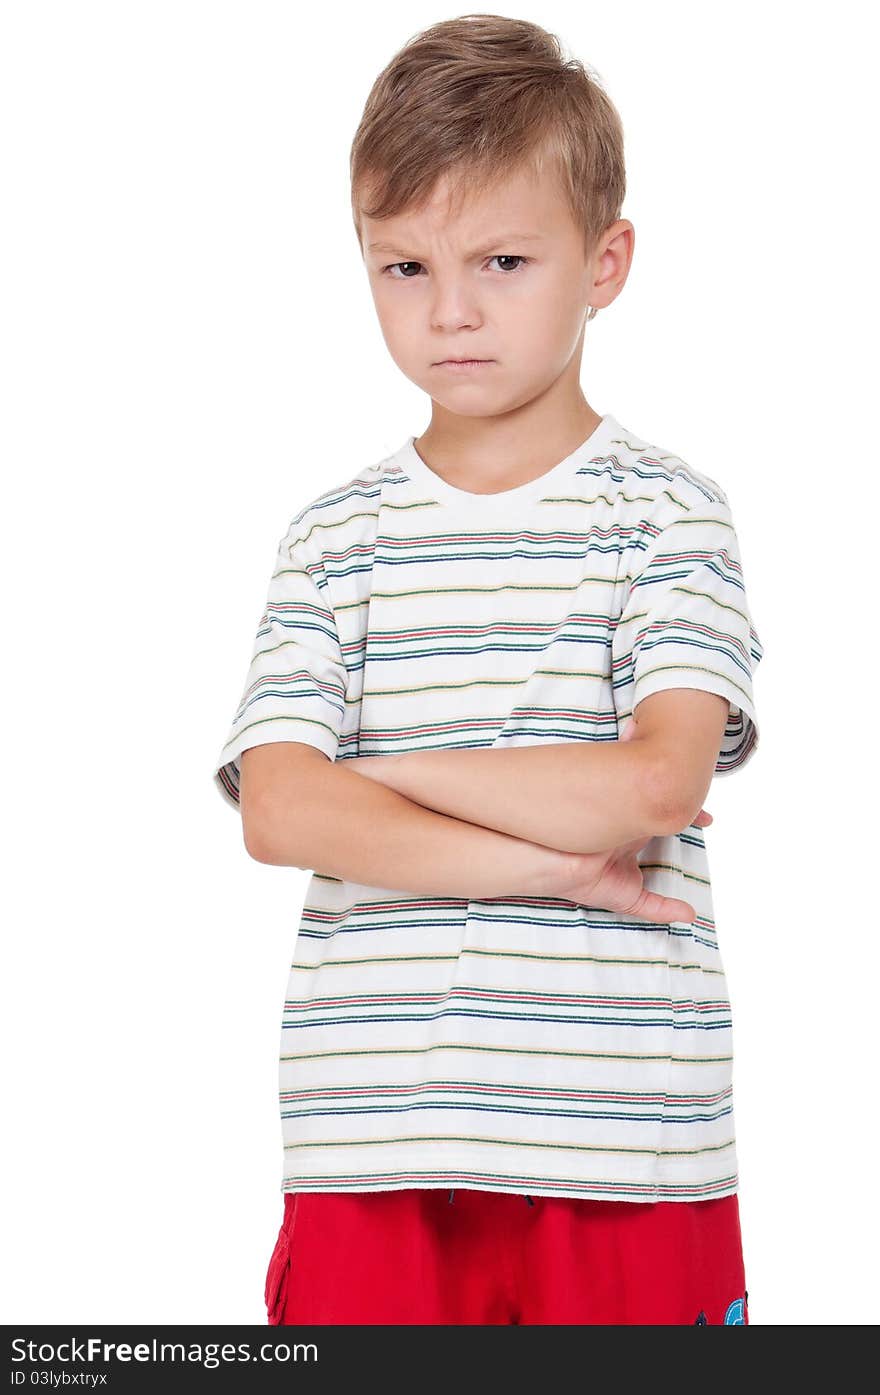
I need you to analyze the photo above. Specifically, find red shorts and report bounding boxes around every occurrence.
[264,1187,749,1325]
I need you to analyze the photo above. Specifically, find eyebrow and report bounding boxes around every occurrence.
[367,232,545,258]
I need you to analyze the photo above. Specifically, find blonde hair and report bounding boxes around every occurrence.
[350,13,626,263]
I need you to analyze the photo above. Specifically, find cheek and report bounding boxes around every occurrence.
[388,319,426,365]
[507,302,565,362]
[371,293,414,352]
[538,277,583,326]
[497,274,562,325]
[525,287,586,360]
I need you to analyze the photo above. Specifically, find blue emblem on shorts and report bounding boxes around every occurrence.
[724,1296,746,1324]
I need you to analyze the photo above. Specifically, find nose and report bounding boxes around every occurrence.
[429,283,481,335]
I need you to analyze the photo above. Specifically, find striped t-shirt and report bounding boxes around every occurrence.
[213,412,764,1203]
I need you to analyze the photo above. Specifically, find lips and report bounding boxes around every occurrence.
[433,359,495,368]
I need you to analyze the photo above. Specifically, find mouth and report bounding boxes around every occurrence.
[433,358,495,369]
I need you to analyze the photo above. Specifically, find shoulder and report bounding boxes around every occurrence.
[610,419,732,523]
[280,448,394,558]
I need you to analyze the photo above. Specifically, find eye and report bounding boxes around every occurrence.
[488,255,529,273]
[383,261,423,279]
[381,255,531,279]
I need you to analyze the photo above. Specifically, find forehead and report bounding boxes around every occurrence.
[362,162,574,250]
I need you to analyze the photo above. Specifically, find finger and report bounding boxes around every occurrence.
[693,808,713,827]
[624,889,696,924]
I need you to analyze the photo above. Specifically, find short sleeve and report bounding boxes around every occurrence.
[212,524,349,811]
[611,497,764,777]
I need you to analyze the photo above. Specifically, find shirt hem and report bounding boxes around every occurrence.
[278,1173,739,1204]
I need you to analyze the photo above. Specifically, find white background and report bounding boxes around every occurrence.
[3,0,877,1326]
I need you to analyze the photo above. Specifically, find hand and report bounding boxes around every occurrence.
[551,809,713,924]
[548,713,714,925]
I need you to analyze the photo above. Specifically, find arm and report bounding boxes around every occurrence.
[241,739,706,926]
[343,689,731,856]
[241,741,570,898]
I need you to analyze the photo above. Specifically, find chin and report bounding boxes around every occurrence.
[436,396,501,416]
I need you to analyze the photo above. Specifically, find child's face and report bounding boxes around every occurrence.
[360,162,620,418]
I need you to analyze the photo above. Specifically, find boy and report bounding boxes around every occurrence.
[213,15,763,1326]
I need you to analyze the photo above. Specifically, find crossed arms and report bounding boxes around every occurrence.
[239,688,729,923]
[341,687,726,856]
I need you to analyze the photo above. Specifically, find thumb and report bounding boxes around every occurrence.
[626,889,696,924]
